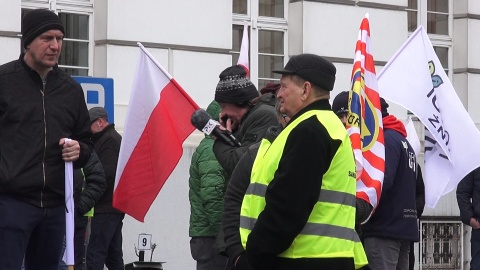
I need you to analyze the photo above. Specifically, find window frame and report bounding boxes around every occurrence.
[408,0,453,78]
[232,0,288,87]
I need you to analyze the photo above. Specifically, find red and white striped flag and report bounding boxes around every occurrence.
[113,43,199,222]
[346,15,385,213]
[237,21,249,76]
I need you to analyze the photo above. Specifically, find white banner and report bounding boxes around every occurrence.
[377,26,480,208]
[405,116,421,158]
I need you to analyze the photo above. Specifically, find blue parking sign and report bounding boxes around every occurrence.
[73,76,115,124]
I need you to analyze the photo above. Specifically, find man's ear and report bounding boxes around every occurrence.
[302,81,312,98]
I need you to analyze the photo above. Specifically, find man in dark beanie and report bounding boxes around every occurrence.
[0,8,93,269]
[212,65,278,177]
[22,9,65,50]
[240,53,368,269]
[332,90,350,126]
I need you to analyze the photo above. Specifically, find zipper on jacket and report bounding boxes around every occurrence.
[40,80,47,207]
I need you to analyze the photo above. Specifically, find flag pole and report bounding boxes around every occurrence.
[136,42,173,80]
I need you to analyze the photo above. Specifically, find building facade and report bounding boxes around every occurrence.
[1,0,479,269]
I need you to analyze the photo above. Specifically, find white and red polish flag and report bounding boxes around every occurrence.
[346,15,385,215]
[237,21,250,76]
[113,43,199,222]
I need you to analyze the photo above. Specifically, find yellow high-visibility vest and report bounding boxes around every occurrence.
[240,109,367,269]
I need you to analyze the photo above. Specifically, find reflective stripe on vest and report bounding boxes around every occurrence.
[240,109,367,268]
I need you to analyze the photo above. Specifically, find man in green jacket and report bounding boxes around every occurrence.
[189,101,228,270]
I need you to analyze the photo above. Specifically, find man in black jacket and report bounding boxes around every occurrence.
[0,9,93,269]
[86,107,124,270]
[457,167,480,270]
[223,99,287,270]
[242,54,364,269]
[212,65,278,177]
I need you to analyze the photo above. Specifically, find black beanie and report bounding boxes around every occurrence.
[22,9,65,49]
[332,91,350,116]
[215,65,259,105]
[380,97,389,118]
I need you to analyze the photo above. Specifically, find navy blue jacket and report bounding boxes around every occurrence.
[457,167,480,240]
[362,118,419,241]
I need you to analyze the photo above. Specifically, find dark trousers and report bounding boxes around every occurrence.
[86,213,125,270]
[190,237,228,270]
[472,237,480,270]
[74,216,89,269]
[0,195,65,269]
[364,237,410,270]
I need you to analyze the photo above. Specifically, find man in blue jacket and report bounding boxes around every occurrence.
[361,99,419,269]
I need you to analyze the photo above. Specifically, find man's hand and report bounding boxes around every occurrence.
[470,217,480,229]
[219,113,235,132]
[59,138,80,162]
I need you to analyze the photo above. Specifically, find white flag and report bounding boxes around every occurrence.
[405,116,421,157]
[377,26,480,208]
[63,138,74,266]
[237,21,249,76]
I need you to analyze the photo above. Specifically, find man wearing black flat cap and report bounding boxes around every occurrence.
[0,9,93,269]
[239,54,367,270]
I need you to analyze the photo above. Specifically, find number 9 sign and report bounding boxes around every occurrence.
[138,233,152,251]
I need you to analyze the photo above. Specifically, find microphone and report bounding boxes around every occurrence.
[191,109,242,147]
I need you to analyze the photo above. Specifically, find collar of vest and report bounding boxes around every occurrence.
[288,99,331,126]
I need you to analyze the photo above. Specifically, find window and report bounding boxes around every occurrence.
[21,0,93,76]
[232,0,287,88]
[434,46,449,75]
[408,0,450,35]
[258,30,284,87]
[259,0,284,18]
[233,0,248,15]
[420,221,462,269]
[407,0,452,77]
[426,0,449,36]
[58,13,89,76]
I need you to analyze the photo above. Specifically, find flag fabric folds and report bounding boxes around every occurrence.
[346,15,385,212]
[113,43,199,222]
[237,21,249,76]
[377,26,480,207]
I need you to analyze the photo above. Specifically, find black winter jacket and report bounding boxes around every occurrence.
[0,54,93,207]
[74,151,107,215]
[457,167,480,239]
[92,124,122,213]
